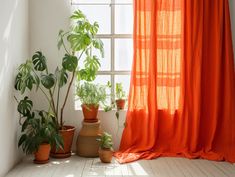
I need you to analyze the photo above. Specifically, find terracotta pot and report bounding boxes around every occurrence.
[116,99,126,110]
[77,121,102,157]
[82,104,99,123]
[50,125,75,158]
[34,143,51,164]
[98,148,113,163]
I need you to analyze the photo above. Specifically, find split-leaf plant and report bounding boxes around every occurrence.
[58,9,104,125]
[15,9,104,134]
[17,97,63,154]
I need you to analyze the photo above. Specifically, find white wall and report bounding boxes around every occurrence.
[29,0,125,152]
[0,0,29,176]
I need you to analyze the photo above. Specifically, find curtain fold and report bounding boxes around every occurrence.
[114,0,235,163]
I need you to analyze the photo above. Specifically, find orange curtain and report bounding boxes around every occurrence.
[114,0,235,163]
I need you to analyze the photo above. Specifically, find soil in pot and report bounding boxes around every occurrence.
[50,125,75,158]
[82,104,99,123]
[99,148,113,163]
[116,99,126,110]
[34,143,51,164]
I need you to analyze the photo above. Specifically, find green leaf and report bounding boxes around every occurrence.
[21,120,29,132]
[25,75,35,91]
[17,97,33,116]
[14,73,23,91]
[32,51,47,71]
[115,111,119,120]
[33,73,40,91]
[41,74,56,89]
[92,39,104,58]
[57,30,64,50]
[67,33,92,51]
[62,54,78,72]
[58,69,68,88]
[70,10,86,20]
[18,134,27,147]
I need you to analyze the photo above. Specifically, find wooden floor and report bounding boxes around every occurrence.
[5,155,235,177]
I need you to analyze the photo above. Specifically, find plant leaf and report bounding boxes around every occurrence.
[18,134,27,147]
[62,54,78,72]
[32,51,47,71]
[14,73,23,91]
[41,73,56,89]
[70,10,86,20]
[58,69,68,88]
[17,97,33,116]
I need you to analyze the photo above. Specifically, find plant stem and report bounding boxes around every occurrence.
[61,37,71,55]
[60,71,75,127]
[56,86,60,123]
[49,90,57,117]
[45,66,57,117]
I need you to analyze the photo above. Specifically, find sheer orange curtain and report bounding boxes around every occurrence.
[114,0,235,163]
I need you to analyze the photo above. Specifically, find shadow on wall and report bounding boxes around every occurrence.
[0,0,28,176]
[0,0,19,89]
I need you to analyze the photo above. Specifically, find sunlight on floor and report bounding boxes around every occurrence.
[5,156,235,177]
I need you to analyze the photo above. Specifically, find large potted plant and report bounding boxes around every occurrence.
[14,53,75,158]
[16,97,63,164]
[96,132,113,163]
[76,82,108,122]
[15,9,104,158]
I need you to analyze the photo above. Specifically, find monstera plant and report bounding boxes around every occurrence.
[15,9,104,158]
[16,97,63,164]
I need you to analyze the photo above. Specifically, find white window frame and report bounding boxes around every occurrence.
[71,0,133,102]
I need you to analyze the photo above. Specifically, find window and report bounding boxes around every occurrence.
[71,0,133,109]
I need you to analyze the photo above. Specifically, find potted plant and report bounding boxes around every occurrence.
[115,83,126,110]
[96,132,113,163]
[76,82,108,122]
[15,9,104,158]
[16,97,63,164]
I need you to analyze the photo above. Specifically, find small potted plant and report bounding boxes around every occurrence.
[96,132,113,163]
[115,83,126,110]
[76,82,108,122]
[17,97,63,164]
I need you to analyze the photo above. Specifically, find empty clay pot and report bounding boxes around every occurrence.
[116,99,126,110]
[34,143,51,164]
[98,148,113,163]
[82,104,99,123]
[50,125,75,158]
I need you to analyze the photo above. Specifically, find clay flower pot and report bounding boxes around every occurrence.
[99,148,113,163]
[82,104,99,123]
[76,121,102,157]
[34,143,51,164]
[116,99,126,110]
[50,125,75,158]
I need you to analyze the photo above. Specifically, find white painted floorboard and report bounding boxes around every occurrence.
[5,155,235,177]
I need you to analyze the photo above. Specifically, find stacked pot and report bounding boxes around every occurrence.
[76,104,102,157]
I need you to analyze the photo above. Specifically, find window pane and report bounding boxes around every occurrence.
[115,5,133,34]
[94,39,111,71]
[72,0,111,4]
[78,39,111,71]
[73,5,111,34]
[115,39,133,71]
[115,0,132,3]
[115,75,131,99]
[75,75,111,109]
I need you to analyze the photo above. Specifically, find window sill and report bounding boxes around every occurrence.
[75,108,127,112]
